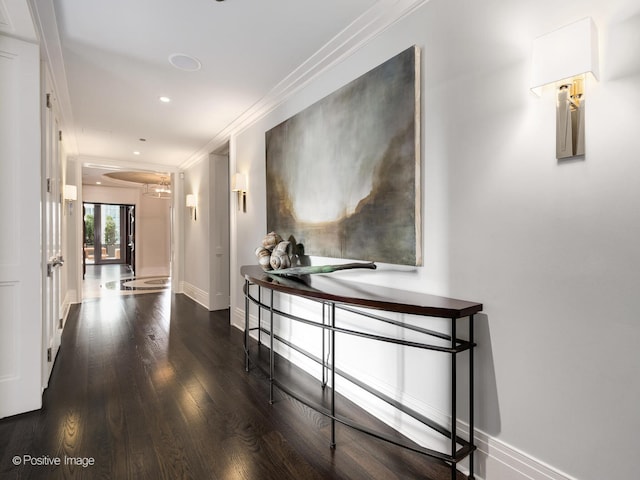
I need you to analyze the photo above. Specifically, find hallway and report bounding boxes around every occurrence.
[0,292,462,480]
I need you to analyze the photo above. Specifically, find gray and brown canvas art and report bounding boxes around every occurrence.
[266,46,421,266]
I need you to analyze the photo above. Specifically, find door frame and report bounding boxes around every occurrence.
[41,67,63,390]
[82,202,133,269]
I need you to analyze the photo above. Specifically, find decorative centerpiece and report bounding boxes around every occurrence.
[255,232,376,276]
[254,231,285,271]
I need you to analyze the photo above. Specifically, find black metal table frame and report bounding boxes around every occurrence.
[243,278,477,480]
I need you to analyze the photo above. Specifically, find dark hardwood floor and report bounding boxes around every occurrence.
[0,292,467,480]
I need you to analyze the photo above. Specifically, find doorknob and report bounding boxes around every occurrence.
[47,256,64,277]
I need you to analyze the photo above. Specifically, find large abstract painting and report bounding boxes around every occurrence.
[266,46,421,266]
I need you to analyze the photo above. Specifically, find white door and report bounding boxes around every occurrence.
[0,36,43,418]
[210,153,230,310]
[42,69,63,388]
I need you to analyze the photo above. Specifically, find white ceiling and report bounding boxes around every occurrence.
[6,0,426,184]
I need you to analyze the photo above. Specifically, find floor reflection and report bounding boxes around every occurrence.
[83,264,170,299]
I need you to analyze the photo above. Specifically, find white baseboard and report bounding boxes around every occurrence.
[182,282,209,310]
[60,289,76,329]
[458,427,579,480]
[232,306,245,329]
[234,307,578,480]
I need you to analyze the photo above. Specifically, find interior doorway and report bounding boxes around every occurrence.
[83,203,135,274]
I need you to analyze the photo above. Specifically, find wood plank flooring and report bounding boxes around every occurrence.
[0,292,467,480]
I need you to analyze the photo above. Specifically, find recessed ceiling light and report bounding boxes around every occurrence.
[159,96,171,103]
[133,151,141,155]
[96,181,102,185]
[168,53,201,72]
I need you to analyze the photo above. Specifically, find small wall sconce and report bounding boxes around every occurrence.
[531,17,599,159]
[186,194,197,220]
[231,172,247,212]
[63,184,77,215]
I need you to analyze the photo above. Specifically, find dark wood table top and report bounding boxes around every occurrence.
[241,265,482,319]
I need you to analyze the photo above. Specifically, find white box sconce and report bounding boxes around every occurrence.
[63,184,77,215]
[186,194,197,220]
[531,17,599,159]
[231,173,247,212]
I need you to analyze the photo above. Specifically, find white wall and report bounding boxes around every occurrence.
[182,153,231,310]
[138,194,171,277]
[183,156,211,307]
[230,0,640,479]
[83,185,139,206]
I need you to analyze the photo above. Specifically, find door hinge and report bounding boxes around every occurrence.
[47,178,52,193]
[47,348,52,362]
[59,318,63,329]
[59,130,62,142]
[46,93,52,109]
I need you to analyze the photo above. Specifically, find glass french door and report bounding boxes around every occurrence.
[83,203,133,266]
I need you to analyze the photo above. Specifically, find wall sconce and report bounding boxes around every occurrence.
[186,194,197,220]
[63,184,77,215]
[531,17,599,159]
[231,172,247,212]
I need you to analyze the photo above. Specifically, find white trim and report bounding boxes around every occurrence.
[64,288,78,305]
[60,289,75,328]
[182,281,209,310]
[231,306,245,330]
[457,426,580,480]
[178,0,429,169]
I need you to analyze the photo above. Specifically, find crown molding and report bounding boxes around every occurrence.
[31,0,429,171]
[179,0,428,169]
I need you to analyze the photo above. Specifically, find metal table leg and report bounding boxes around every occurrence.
[330,302,336,448]
[451,317,457,480]
[469,314,475,479]
[269,289,275,404]
[244,279,250,372]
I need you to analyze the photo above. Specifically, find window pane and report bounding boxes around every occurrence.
[84,204,95,246]
[101,204,121,260]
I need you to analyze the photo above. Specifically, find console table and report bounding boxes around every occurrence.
[241,265,482,480]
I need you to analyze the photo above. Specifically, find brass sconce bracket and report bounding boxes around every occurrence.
[556,75,585,159]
